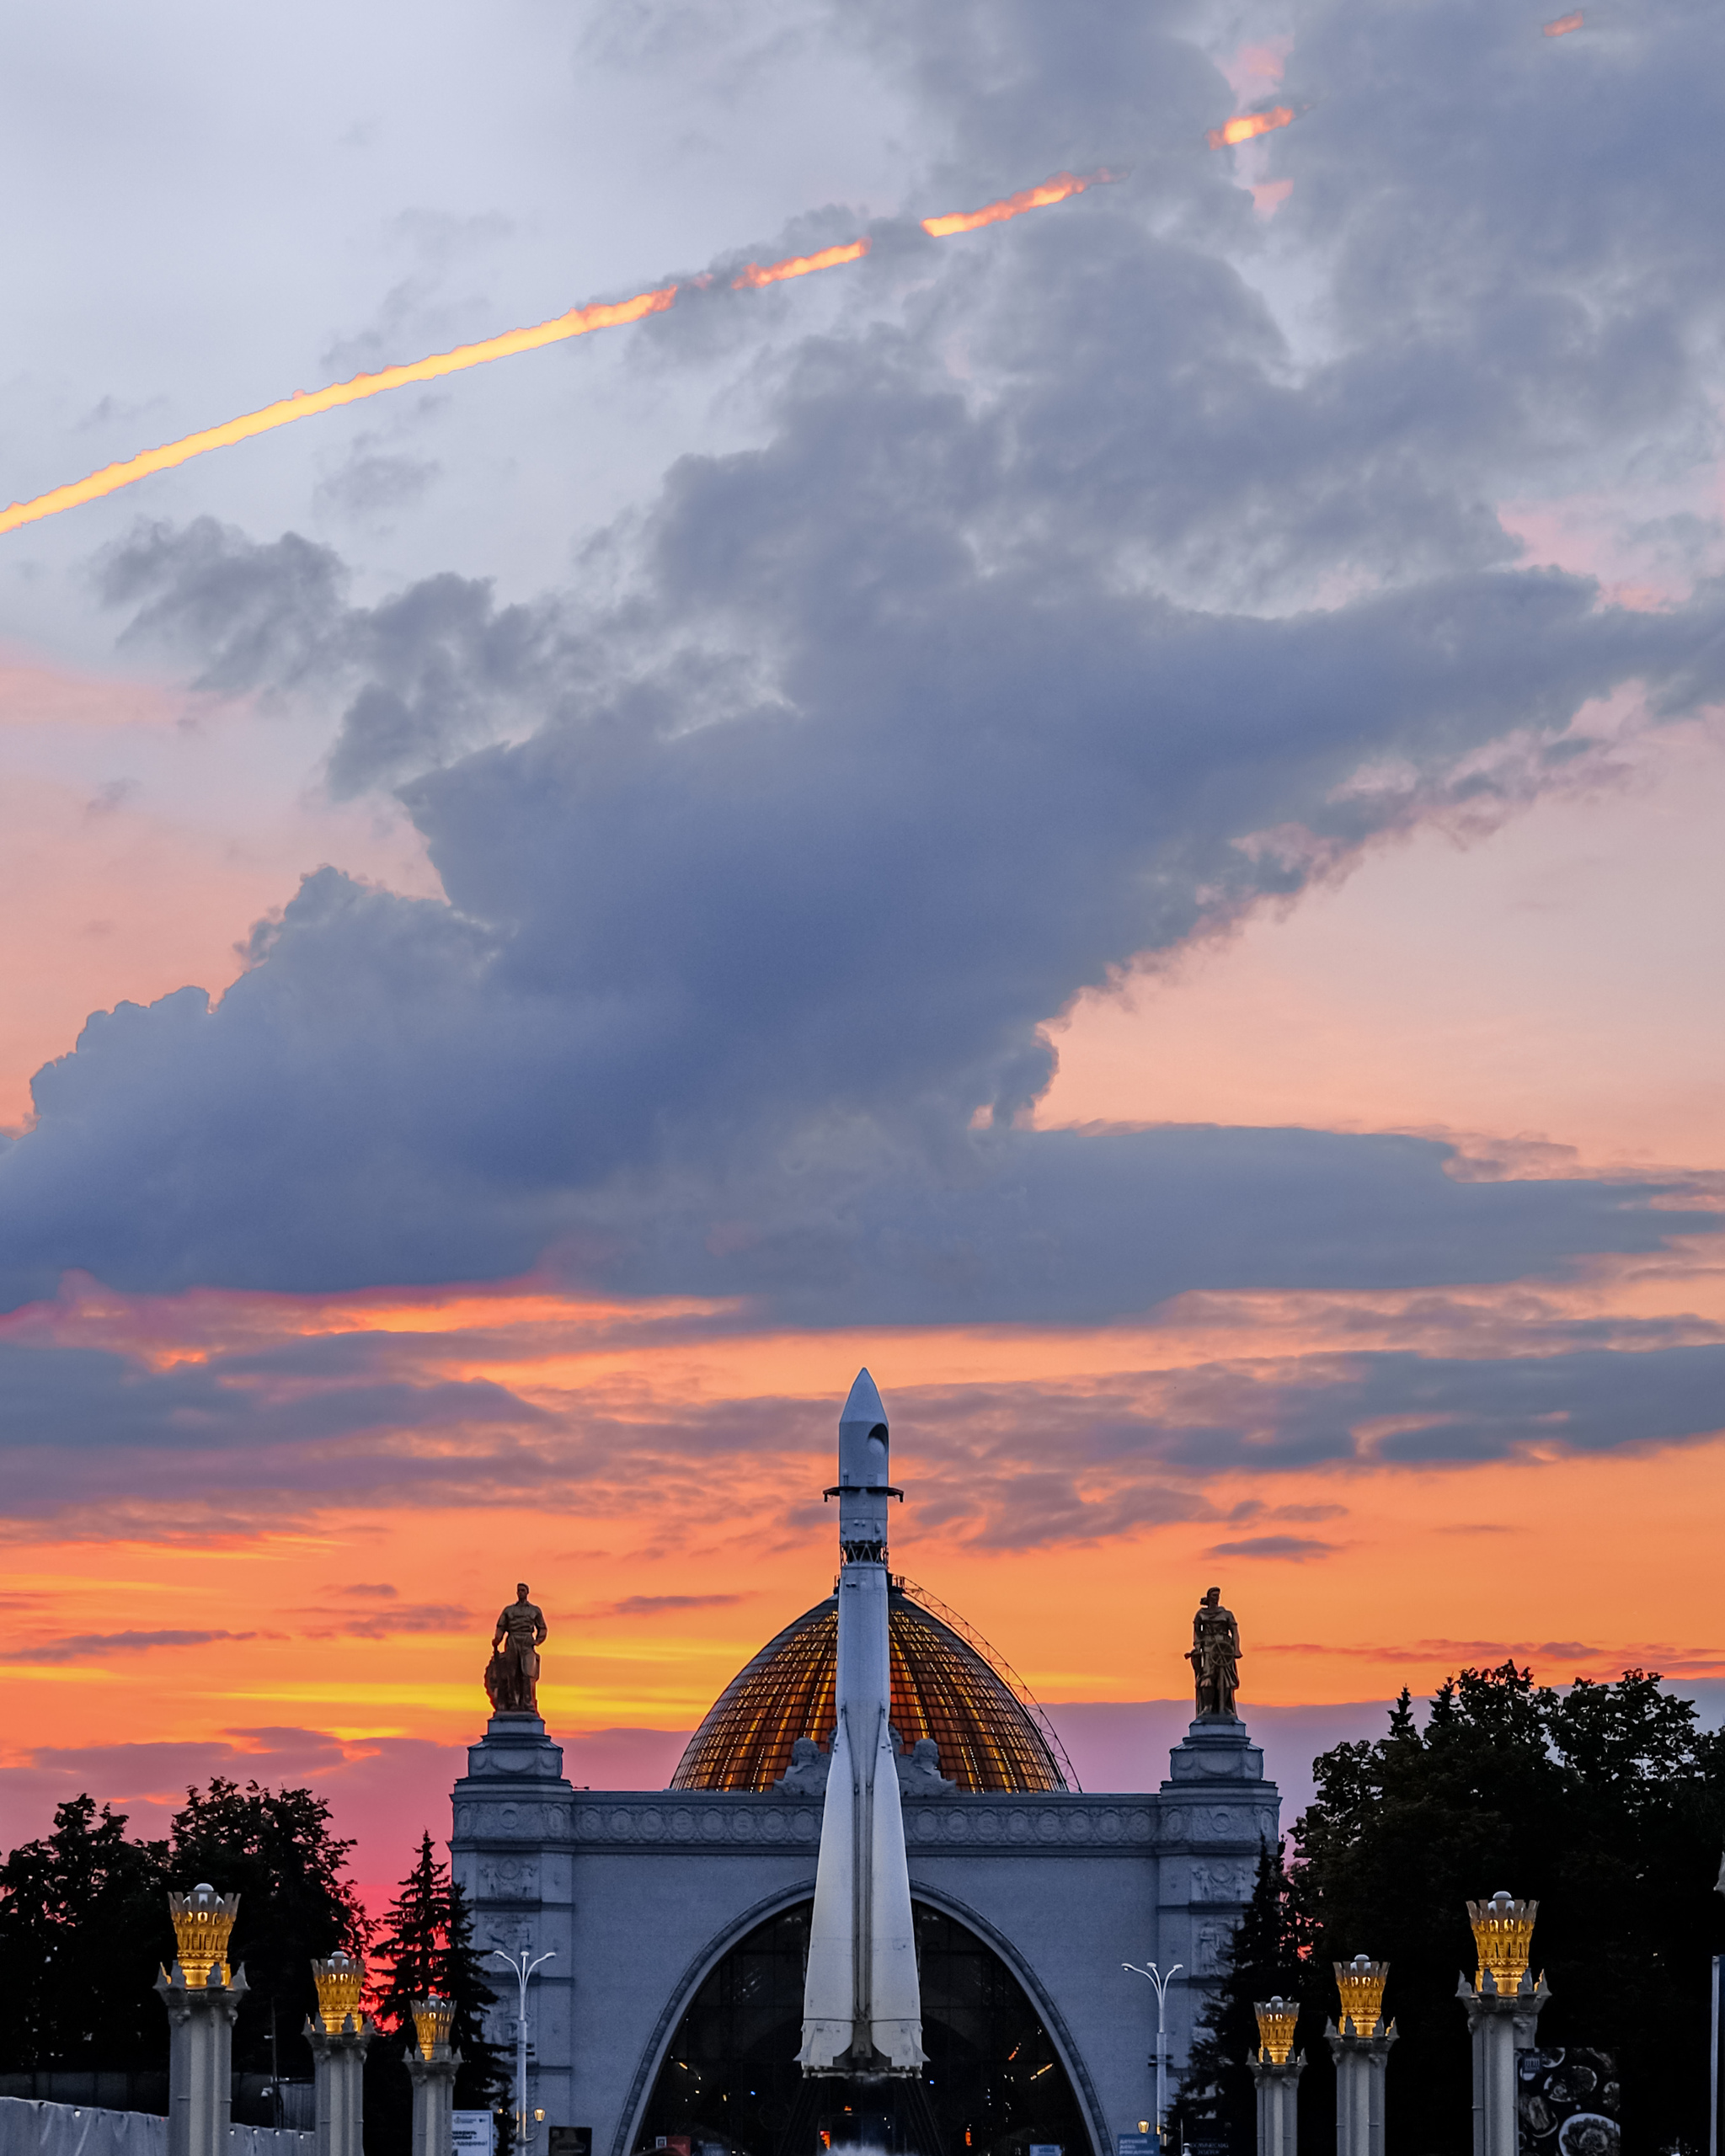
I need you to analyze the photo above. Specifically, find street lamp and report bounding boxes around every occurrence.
[489,1947,557,2156]
[1123,1960,1183,2146]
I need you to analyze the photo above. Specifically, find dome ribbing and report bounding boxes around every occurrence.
[669,1577,1075,1794]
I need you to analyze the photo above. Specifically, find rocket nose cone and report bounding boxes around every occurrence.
[840,1367,887,1432]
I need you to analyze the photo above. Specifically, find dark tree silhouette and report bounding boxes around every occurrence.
[163,1779,371,2079]
[0,1797,172,2072]
[364,1831,506,2156]
[1288,1666,1725,2156]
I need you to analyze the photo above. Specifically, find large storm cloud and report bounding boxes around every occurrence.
[2,0,1722,1326]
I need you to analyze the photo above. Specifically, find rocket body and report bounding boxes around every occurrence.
[798,1371,926,2076]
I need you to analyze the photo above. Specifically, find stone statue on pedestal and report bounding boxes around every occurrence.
[1188,1584,1242,1719]
[486,1582,547,1715]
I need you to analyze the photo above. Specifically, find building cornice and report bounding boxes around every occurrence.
[453,1786,1275,1854]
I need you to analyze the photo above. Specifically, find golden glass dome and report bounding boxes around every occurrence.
[670,1577,1076,1794]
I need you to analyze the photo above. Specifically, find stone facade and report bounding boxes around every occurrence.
[451,1712,1277,2156]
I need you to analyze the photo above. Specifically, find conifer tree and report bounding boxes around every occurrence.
[366,1831,506,2156]
[1177,1839,1312,2154]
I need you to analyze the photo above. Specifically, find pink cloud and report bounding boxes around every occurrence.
[1220,39,1293,103]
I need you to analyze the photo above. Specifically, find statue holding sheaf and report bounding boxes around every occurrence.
[1188,1584,1242,1719]
[485,1582,547,1715]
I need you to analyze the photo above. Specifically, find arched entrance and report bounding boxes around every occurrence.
[633,1899,1091,2156]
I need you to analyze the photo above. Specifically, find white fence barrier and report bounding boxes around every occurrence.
[0,2100,315,2156]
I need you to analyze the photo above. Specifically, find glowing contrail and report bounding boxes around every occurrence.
[0,170,1116,539]
[921,169,1108,237]
[1207,106,1295,150]
[0,287,678,539]
[733,238,871,289]
[1542,10,1583,32]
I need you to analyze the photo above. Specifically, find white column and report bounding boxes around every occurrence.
[157,1967,247,2156]
[407,2053,460,2156]
[1249,2057,1303,2156]
[306,2023,371,2156]
[1327,2026,1395,2156]
[1459,1977,1548,2156]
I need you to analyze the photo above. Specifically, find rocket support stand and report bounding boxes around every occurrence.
[157,1964,248,2156]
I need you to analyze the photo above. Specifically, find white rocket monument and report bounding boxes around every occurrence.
[798,1369,927,2077]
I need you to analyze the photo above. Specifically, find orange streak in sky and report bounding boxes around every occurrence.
[921,170,1109,238]
[0,286,680,538]
[0,168,1115,539]
[1542,10,1583,31]
[1207,105,1295,149]
[732,238,872,289]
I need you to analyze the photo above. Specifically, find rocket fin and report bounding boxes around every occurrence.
[798,1706,857,2070]
[867,1702,927,2069]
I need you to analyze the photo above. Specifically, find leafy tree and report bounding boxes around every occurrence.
[165,1779,371,2078]
[0,1796,171,2071]
[364,1831,506,2156]
[1286,1665,1725,2156]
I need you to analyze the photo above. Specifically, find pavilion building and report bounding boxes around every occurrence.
[450,1575,1277,2156]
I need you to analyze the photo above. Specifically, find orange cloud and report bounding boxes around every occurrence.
[1039,719,1725,1176]
[0,696,442,1130]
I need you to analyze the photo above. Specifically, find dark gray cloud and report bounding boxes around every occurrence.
[313,446,441,525]
[294,1601,472,1640]
[2,0,1719,1349]
[3,1629,268,1662]
[563,1128,1712,1324]
[1205,1535,1335,1561]
[0,1337,546,1524]
[2,1312,1720,1543]
[585,1593,750,1618]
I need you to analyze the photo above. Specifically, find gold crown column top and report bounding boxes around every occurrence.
[312,1952,367,2034]
[1333,1956,1389,2038]
[412,1997,457,2059]
[1467,1891,1539,1999]
[168,1884,241,1987]
[1254,1997,1299,2064]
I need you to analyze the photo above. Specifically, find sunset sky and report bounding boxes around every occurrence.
[3,0,1724,1902]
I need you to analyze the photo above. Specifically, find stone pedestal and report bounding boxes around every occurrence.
[406,2052,461,2156]
[1459,1978,1548,2156]
[156,1967,247,2156]
[451,1714,576,2130]
[1156,1717,1278,2079]
[1249,2055,1303,2156]
[1326,2025,1395,2156]
[307,2024,371,2156]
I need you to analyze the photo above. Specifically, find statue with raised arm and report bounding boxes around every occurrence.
[485,1582,547,1715]
[1188,1584,1242,1719]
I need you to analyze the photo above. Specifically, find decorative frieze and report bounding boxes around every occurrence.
[521,1796,1167,1853]
[457,1785,1268,1858]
